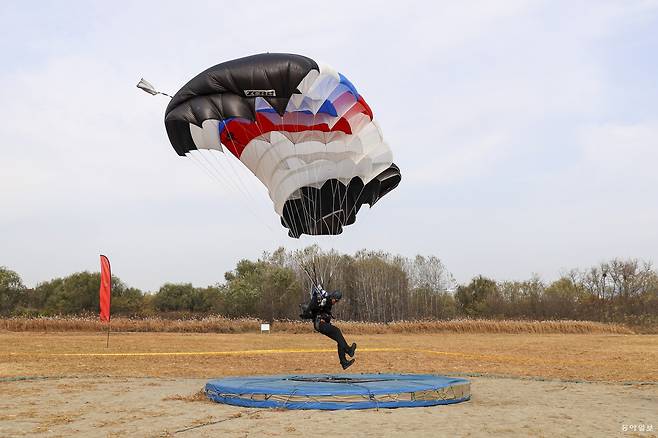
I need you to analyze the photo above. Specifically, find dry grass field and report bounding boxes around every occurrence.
[1,331,656,382]
[0,316,635,335]
[1,322,656,437]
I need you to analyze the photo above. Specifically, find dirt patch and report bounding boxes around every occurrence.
[0,376,656,437]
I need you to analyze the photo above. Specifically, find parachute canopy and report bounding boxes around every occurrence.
[165,53,401,237]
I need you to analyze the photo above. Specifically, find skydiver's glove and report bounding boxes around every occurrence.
[314,285,328,303]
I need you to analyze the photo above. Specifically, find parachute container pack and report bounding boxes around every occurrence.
[164,53,401,238]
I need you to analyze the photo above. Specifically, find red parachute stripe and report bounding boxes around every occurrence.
[357,95,373,119]
[221,103,372,158]
[222,114,352,158]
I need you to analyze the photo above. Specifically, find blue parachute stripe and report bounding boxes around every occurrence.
[338,73,360,99]
[217,118,234,136]
[318,99,338,117]
[286,109,315,116]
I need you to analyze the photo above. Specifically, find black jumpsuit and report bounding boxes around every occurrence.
[308,292,351,365]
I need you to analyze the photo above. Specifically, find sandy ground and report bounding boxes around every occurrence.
[0,376,656,437]
[1,332,657,437]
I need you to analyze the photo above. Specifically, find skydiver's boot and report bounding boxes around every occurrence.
[347,343,357,357]
[341,358,355,370]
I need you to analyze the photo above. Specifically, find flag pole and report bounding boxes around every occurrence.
[106,322,110,348]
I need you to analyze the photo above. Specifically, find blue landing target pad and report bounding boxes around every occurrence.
[205,374,470,410]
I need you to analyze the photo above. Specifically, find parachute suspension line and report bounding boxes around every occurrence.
[188,150,237,192]
[297,121,318,237]
[285,65,315,236]
[322,251,335,289]
[138,77,271,231]
[342,104,372,227]
[337,96,362,229]
[286,84,316,238]
[247,108,305,239]
[276,102,313,238]
[267,108,310,238]
[326,258,335,288]
[295,249,314,288]
[312,257,320,286]
[187,152,276,233]
[332,89,352,233]
[209,119,271,209]
[329,84,358,234]
[296,247,341,291]
[277,112,311,239]
[185,150,274,231]
[312,260,324,289]
[321,252,335,289]
[201,148,276,230]
[337,98,358,231]
[317,252,329,289]
[308,85,324,237]
[219,128,272,207]
[332,128,346,233]
[207,150,260,206]
[271,113,308,239]
[320,122,334,236]
[210,116,282,232]
[300,264,316,291]
[344,171,369,225]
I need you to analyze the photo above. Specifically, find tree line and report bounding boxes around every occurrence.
[1,246,657,325]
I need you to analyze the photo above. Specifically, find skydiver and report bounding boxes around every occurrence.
[300,285,357,370]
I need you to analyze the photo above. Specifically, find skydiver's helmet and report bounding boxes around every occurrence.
[331,290,342,301]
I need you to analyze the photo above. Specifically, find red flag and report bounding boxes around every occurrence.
[99,255,112,322]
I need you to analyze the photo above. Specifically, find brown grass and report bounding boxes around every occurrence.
[162,389,209,402]
[0,316,634,334]
[1,331,656,383]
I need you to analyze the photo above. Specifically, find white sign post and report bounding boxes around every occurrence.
[260,323,271,334]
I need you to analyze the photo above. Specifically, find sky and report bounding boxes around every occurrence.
[1,1,657,291]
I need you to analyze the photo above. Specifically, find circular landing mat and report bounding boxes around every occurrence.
[205,373,470,410]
